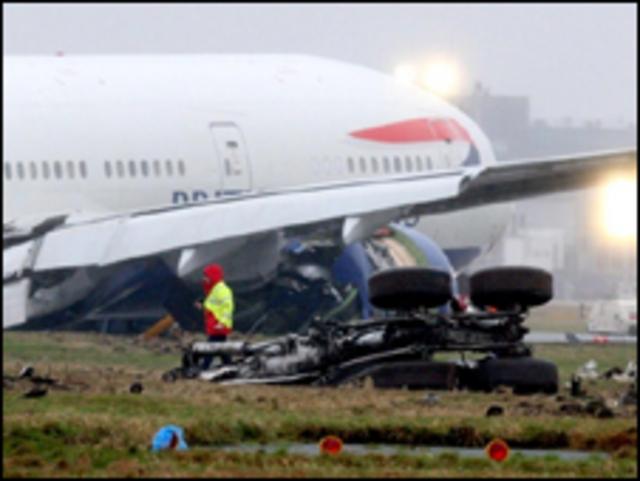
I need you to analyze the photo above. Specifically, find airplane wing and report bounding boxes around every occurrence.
[4,147,635,278]
[411,147,636,215]
[6,173,462,274]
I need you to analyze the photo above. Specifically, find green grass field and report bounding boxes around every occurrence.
[3,331,637,477]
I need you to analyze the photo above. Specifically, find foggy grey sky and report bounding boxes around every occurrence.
[3,3,637,126]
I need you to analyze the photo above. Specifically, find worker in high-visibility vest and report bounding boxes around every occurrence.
[195,264,234,369]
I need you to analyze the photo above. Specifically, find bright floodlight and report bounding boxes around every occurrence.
[420,59,461,98]
[394,64,418,85]
[601,178,637,240]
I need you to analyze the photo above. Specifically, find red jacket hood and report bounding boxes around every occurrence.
[203,264,224,293]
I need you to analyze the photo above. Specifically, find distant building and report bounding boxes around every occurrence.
[454,83,637,301]
[525,120,637,159]
[453,82,637,161]
[454,83,530,160]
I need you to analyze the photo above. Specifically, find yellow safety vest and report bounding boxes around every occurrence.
[204,281,234,329]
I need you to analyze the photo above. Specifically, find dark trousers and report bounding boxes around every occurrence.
[201,335,230,370]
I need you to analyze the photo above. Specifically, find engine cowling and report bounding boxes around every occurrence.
[332,223,458,318]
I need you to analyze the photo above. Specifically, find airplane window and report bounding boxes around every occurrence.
[416,156,423,171]
[371,157,379,173]
[165,160,174,176]
[53,161,63,179]
[394,156,402,173]
[42,161,50,179]
[4,163,12,180]
[129,160,137,177]
[141,160,149,177]
[359,157,367,173]
[116,160,125,178]
[30,161,38,180]
[383,157,390,173]
[17,162,25,180]
[67,161,75,179]
[347,157,355,174]
[177,159,186,176]
[105,161,112,178]
[405,156,413,172]
[79,161,87,178]
[153,159,161,176]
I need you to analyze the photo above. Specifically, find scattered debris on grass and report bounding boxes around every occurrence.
[576,359,599,380]
[421,393,439,406]
[19,365,35,379]
[129,382,144,394]
[3,331,637,478]
[23,386,48,399]
[485,405,504,417]
[603,366,624,379]
[620,384,637,406]
[559,402,584,415]
[611,361,636,384]
[515,400,543,416]
[570,374,585,397]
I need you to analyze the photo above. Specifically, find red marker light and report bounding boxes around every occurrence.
[319,435,343,455]
[486,438,509,462]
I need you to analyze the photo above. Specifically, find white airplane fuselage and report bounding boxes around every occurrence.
[3,54,512,323]
[3,54,509,252]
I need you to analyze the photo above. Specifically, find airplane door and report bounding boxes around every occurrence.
[210,122,252,195]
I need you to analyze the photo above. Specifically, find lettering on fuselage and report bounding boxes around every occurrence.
[172,189,249,204]
[172,190,210,204]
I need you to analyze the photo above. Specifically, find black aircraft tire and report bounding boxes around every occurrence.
[470,266,553,310]
[467,357,558,394]
[368,267,452,310]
